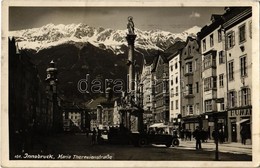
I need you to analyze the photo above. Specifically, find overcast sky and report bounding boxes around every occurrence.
[9,7,225,33]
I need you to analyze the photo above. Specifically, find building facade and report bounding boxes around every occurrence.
[140,60,153,113]
[180,37,203,132]
[198,7,252,143]
[167,41,186,126]
[222,7,252,143]
[198,14,228,140]
[151,53,170,123]
[9,38,54,157]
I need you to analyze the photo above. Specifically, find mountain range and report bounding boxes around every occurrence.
[10,23,201,54]
[9,24,201,105]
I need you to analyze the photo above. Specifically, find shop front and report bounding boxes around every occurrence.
[201,111,228,141]
[182,116,199,133]
[227,107,252,144]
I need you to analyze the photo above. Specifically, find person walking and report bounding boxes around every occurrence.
[97,128,102,144]
[193,126,202,150]
[91,128,97,145]
[219,129,224,144]
[240,126,247,145]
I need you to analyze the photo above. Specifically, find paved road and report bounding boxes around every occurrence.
[20,134,252,161]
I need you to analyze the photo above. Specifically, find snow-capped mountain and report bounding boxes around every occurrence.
[9,23,201,54]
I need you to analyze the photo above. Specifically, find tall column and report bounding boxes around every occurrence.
[126,34,137,93]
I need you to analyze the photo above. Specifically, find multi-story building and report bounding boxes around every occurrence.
[198,7,252,143]
[140,56,154,113]
[168,41,186,124]
[180,37,203,132]
[9,38,53,157]
[222,7,252,143]
[198,14,227,139]
[151,53,170,123]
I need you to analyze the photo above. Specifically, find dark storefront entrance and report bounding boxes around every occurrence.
[228,107,252,144]
[231,121,237,142]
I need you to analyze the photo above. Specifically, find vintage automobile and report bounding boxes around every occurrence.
[131,132,180,147]
[106,125,180,147]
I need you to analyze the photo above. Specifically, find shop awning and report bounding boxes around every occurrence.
[149,123,172,128]
[236,119,250,125]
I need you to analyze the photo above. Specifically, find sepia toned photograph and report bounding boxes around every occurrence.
[1,0,260,167]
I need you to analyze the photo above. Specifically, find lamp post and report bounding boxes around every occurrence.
[214,112,219,161]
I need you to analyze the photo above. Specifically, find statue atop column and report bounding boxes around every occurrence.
[127,16,135,35]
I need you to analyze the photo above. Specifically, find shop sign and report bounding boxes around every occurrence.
[229,108,251,117]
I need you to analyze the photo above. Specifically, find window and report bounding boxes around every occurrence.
[219,51,225,64]
[188,46,191,54]
[220,102,225,111]
[175,86,178,96]
[240,56,247,77]
[239,88,251,106]
[205,100,212,112]
[175,76,178,84]
[171,101,174,110]
[204,56,211,69]
[210,34,214,47]
[187,105,193,115]
[219,74,224,87]
[171,80,173,86]
[229,91,237,108]
[204,77,217,91]
[196,82,199,93]
[249,21,252,39]
[204,78,211,91]
[228,61,234,81]
[175,62,178,69]
[213,77,217,88]
[239,24,246,43]
[176,100,179,109]
[226,31,235,49]
[195,103,200,115]
[171,88,174,97]
[218,29,222,42]
[203,54,216,69]
[186,62,192,73]
[186,84,193,95]
[202,39,206,51]
[170,65,173,71]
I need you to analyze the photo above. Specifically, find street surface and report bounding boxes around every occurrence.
[25,133,251,161]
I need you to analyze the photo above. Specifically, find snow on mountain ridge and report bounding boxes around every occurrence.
[9,23,201,53]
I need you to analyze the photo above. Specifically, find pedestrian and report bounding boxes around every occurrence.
[193,126,202,150]
[219,129,224,144]
[180,128,184,141]
[240,126,247,145]
[91,128,97,145]
[188,129,192,141]
[97,128,102,144]
[173,130,178,138]
[86,128,89,137]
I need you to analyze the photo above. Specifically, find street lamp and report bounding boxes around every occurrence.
[213,112,219,161]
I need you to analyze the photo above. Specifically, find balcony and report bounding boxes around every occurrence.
[184,72,193,77]
[203,66,216,76]
[184,94,195,99]
[204,89,217,100]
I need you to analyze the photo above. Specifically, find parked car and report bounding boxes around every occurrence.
[131,132,180,147]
